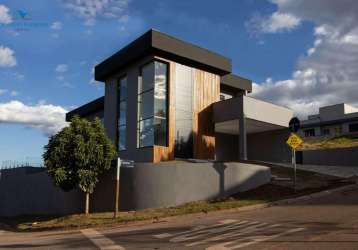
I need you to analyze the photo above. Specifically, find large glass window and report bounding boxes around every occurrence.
[138,61,168,147]
[118,77,127,151]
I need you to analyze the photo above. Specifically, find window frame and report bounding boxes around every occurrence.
[304,128,315,137]
[137,59,169,148]
[321,128,330,136]
[117,75,127,151]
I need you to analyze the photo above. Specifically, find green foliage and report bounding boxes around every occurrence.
[44,116,117,194]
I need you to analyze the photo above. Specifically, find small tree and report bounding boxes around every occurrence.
[44,116,117,215]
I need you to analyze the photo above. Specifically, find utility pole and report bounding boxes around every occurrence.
[292,148,297,192]
[114,158,121,218]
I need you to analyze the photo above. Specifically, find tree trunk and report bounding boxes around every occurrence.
[85,192,90,215]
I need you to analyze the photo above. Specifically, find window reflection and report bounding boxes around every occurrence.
[138,61,168,147]
[118,77,127,151]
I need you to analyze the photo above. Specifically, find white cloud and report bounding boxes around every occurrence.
[0,5,12,24]
[55,64,68,73]
[0,100,68,136]
[84,18,96,26]
[10,91,18,96]
[0,89,19,97]
[249,0,358,118]
[57,75,65,81]
[14,72,24,80]
[62,82,74,88]
[0,46,17,67]
[0,89,8,95]
[89,65,101,85]
[246,11,301,34]
[50,21,63,30]
[63,0,130,23]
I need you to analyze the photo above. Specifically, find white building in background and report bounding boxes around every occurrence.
[299,103,358,138]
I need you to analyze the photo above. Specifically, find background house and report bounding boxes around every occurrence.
[299,103,358,138]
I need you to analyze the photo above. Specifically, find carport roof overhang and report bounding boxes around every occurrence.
[215,119,286,135]
[213,96,293,135]
[95,29,232,81]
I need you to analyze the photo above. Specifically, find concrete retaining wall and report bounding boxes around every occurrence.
[0,162,270,216]
[0,167,83,217]
[301,147,358,167]
[119,162,271,210]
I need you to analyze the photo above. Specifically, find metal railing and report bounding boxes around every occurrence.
[0,158,44,170]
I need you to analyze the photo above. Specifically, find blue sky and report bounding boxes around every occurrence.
[1,0,357,163]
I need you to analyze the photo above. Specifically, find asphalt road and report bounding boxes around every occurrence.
[1,185,358,250]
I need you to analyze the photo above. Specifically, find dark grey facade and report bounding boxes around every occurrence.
[298,147,358,167]
[215,129,292,163]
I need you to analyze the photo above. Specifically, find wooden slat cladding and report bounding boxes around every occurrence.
[153,59,176,163]
[192,69,220,159]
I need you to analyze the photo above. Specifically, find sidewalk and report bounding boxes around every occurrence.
[271,162,358,178]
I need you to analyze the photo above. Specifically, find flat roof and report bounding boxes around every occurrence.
[95,29,232,81]
[301,116,358,129]
[66,96,104,122]
[221,74,252,93]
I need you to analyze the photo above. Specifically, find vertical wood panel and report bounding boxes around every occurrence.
[153,60,176,162]
[192,69,220,159]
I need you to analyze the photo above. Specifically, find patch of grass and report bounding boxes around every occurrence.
[1,199,263,232]
[299,135,358,150]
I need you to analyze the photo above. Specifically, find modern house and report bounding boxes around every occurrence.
[67,29,293,164]
[299,103,358,138]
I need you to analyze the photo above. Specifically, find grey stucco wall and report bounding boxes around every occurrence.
[301,147,358,167]
[215,133,239,161]
[0,168,84,217]
[0,162,270,216]
[215,129,291,163]
[0,167,118,217]
[247,129,291,163]
[119,162,270,210]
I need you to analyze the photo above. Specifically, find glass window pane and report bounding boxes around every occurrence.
[154,62,167,118]
[138,118,154,147]
[119,77,127,101]
[139,62,154,93]
[119,101,126,126]
[154,117,167,146]
[118,125,126,150]
[138,90,154,120]
[154,96,166,118]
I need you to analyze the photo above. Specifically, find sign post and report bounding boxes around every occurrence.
[287,117,302,192]
[114,158,121,218]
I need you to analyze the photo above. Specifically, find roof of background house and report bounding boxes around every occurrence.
[66,96,104,122]
[301,116,358,128]
[95,29,232,81]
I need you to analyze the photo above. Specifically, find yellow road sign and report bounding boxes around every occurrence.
[286,133,303,149]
